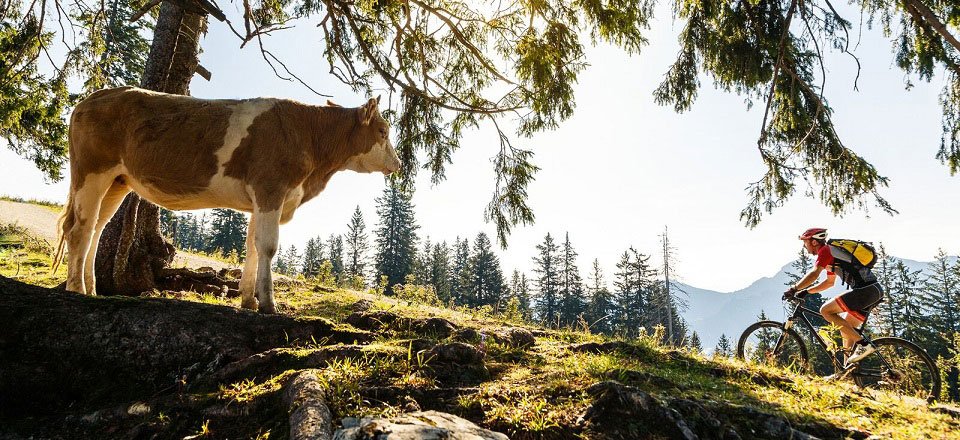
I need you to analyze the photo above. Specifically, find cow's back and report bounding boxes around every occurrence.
[70,88,256,197]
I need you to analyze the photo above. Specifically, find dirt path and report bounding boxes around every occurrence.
[0,200,235,270]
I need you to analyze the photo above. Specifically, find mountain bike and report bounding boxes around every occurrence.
[736,293,941,402]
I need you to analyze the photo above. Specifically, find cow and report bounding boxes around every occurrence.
[52,86,401,313]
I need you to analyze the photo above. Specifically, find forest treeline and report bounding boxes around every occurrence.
[159,183,694,347]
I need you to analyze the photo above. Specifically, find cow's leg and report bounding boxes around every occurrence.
[253,208,281,314]
[65,174,115,295]
[82,180,130,295]
[239,215,258,310]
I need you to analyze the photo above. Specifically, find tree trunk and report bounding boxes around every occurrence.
[95,2,207,295]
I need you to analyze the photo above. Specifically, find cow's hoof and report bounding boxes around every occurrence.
[258,304,277,314]
[241,297,258,310]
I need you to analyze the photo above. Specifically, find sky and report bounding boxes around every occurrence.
[1,3,958,292]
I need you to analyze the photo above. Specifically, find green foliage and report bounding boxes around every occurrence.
[0,15,72,181]
[344,206,368,282]
[655,0,896,226]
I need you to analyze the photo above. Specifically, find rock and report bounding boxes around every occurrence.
[426,342,485,365]
[932,404,960,419]
[350,299,374,312]
[402,396,421,412]
[345,311,402,331]
[220,268,243,279]
[606,368,685,390]
[313,285,337,293]
[570,341,632,354]
[453,327,482,343]
[414,317,457,338]
[333,410,508,440]
[197,266,215,273]
[404,338,436,353]
[497,327,535,348]
[283,370,334,440]
[582,381,698,440]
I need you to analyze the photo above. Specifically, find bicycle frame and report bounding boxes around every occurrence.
[777,299,894,375]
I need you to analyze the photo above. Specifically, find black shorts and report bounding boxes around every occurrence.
[835,283,884,322]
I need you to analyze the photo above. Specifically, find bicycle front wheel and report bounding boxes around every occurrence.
[737,321,809,373]
[853,337,941,402]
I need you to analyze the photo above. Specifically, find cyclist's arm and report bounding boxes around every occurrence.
[791,266,836,293]
[806,272,835,294]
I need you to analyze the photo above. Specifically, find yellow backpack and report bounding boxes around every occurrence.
[827,239,877,269]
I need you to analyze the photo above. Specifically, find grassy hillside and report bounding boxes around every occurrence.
[2,224,958,439]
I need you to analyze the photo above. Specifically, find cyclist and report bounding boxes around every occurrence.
[784,228,884,368]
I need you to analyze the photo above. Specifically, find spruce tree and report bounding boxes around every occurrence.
[613,247,656,337]
[415,238,433,284]
[301,237,325,278]
[558,233,587,326]
[585,259,614,334]
[273,245,289,274]
[344,206,369,282]
[872,244,901,336]
[890,260,928,343]
[509,270,533,320]
[689,331,703,353]
[208,209,247,257]
[281,245,301,276]
[921,249,960,358]
[450,237,472,305]
[532,233,561,326]
[715,334,733,358]
[327,234,345,280]
[373,184,419,291]
[467,233,506,308]
[429,242,452,302]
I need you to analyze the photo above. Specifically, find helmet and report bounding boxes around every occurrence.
[798,228,827,241]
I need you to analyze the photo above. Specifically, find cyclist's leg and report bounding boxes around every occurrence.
[821,298,861,350]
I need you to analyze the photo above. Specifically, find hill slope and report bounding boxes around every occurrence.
[1,228,958,439]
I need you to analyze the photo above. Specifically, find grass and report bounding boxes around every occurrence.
[2,225,958,439]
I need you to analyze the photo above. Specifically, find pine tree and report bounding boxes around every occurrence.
[872,244,901,336]
[301,237,325,278]
[467,233,506,308]
[509,270,533,320]
[450,237,472,305]
[327,234,345,280]
[558,233,587,326]
[921,249,960,358]
[344,206,369,283]
[715,334,733,358]
[285,245,302,275]
[532,233,561,326]
[373,184,419,291]
[612,246,656,337]
[208,209,247,257]
[920,250,960,401]
[273,244,288,274]
[585,259,614,334]
[415,238,433,284]
[429,242,452,302]
[890,260,928,343]
[689,331,703,353]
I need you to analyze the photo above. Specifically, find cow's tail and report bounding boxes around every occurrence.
[51,191,75,275]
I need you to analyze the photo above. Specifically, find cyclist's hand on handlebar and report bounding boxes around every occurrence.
[782,287,798,300]
[795,289,809,299]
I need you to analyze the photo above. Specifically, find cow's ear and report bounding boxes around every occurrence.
[360,98,378,125]
[375,95,381,105]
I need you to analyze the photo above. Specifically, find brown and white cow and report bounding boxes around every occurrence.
[52,86,401,313]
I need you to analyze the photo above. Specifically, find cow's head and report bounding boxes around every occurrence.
[343,96,401,175]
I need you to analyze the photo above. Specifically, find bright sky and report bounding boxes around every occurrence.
[1,3,957,292]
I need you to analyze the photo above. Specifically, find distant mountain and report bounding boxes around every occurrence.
[682,255,958,351]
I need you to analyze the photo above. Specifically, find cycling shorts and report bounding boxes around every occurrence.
[835,283,884,322]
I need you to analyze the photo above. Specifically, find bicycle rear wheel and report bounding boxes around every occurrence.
[853,337,941,402]
[737,321,809,373]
